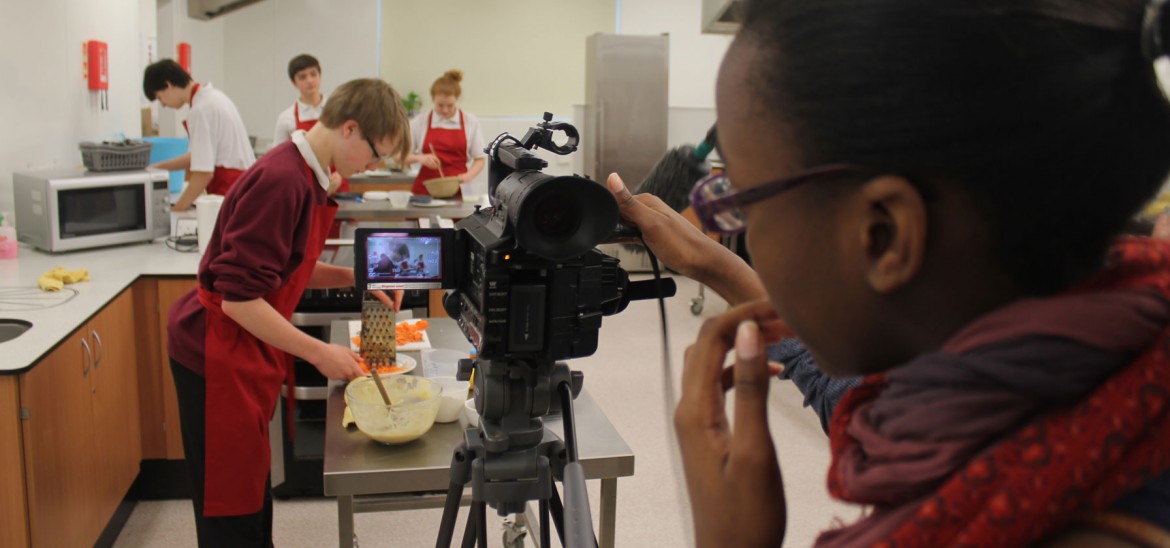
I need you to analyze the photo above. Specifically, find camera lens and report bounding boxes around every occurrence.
[533,193,582,240]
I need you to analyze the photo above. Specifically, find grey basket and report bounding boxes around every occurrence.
[80,141,153,172]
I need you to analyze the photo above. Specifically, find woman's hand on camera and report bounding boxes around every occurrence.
[606,172,767,306]
[606,173,715,277]
[311,343,366,381]
[677,299,790,547]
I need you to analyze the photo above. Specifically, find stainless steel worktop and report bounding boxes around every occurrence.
[323,317,635,547]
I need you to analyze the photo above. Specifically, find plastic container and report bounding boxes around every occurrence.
[432,377,471,423]
[0,212,17,259]
[80,141,153,172]
[143,137,189,193]
[345,376,441,444]
[421,348,466,378]
[194,195,224,254]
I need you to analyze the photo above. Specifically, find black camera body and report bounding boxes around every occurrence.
[355,113,657,363]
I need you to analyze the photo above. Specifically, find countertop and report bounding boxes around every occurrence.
[0,240,202,374]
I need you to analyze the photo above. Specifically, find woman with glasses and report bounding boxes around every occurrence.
[613,0,1170,545]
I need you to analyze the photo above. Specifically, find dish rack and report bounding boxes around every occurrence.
[80,140,153,171]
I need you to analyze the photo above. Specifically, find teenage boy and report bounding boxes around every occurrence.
[143,59,254,211]
[273,54,346,192]
[166,78,410,547]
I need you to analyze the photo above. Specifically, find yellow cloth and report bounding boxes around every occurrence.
[38,266,90,292]
[1143,191,1170,218]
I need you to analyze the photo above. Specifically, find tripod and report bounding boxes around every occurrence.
[436,358,598,548]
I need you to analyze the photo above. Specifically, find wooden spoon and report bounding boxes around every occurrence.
[369,366,393,406]
[429,143,445,178]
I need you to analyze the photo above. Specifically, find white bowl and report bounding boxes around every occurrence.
[387,190,411,208]
[362,190,388,201]
[432,377,470,423]
[464,398,479,427]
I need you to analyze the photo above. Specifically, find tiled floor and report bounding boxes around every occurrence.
[113,276,858,547]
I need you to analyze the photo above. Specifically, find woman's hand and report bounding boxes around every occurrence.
[310,343,365,381]
[457,173,473,183]
[370,289,404,312]
[607,172,768,305]
[677,300,790,547]
[418,153,441,170]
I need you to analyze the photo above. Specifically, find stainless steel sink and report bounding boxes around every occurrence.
[0,319,32,343]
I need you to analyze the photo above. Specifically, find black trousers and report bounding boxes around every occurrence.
[170,359,275,548]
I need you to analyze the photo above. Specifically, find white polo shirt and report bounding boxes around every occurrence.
[409,109,487,163]
[272,95,328,146]
[185,83,255,173]
[290,130,331,191]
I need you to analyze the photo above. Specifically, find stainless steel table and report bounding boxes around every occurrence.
[335,198,481,220]
[325,319,635,547]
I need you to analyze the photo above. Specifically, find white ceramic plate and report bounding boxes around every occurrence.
[361,354,416,376]
[411,199,453,208]
[349,319,432,352]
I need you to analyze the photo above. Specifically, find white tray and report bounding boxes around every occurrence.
[349,319,432,352]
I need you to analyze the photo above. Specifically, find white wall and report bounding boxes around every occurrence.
[620,0,732,109]
[0,0,156,222]
[155,0,225,137]
[223,0,380,148]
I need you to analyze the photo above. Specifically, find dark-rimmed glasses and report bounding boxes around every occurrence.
[689,164,859,234]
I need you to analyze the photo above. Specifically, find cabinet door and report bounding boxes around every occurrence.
[19,330,102,548]
[89,289,142,520]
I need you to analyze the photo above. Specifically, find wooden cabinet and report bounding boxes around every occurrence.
[134,277,197,459]
[19,328,104,547]
[17,288,141,548]
[0,376,30,548]
[88,290,142,511]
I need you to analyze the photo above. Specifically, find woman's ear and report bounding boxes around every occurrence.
[856,175,927,294]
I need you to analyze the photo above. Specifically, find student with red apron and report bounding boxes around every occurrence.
[143,60,253,212]
[406,69,487,196]
[165,78,411,547]
[273,55,351,194]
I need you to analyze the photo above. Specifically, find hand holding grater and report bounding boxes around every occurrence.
[361,291,397,367]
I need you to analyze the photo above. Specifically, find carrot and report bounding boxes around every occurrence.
[351,335,362,348]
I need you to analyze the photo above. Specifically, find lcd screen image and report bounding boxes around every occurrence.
[365,234,443,286]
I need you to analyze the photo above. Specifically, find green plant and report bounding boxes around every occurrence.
[403,92,423,115]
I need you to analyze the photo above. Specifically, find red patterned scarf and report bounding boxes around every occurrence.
[817,238,1170,547]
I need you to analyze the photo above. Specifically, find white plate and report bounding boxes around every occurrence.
[349,319,432,352]
[364,354,416,376]
[412,199,453,208]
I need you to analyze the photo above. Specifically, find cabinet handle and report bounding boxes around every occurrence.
[91,329,104,369]
[80,337,93,378]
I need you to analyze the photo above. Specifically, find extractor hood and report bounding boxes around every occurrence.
[702,0,745,34]
[188,0,266,20]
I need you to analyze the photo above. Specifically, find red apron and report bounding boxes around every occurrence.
[295,102,349,193]
[184,83,245,196]
[198,167,337,516]
[412,110,468,196]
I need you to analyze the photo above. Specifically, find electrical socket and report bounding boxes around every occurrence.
[175,218,198,237]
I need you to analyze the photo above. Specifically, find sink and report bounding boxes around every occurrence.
[0,319,32,343]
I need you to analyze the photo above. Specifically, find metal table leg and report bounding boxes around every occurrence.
[600,478,617,548]
[339,495,355,548]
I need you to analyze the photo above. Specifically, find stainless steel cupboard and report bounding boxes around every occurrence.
[583,34,670,187]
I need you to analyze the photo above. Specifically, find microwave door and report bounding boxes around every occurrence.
[57,185,147,238]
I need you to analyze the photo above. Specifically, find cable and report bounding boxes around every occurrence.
[165,235,200,253]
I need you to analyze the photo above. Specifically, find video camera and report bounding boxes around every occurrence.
[354,114,674,545]
[354,112,673,364]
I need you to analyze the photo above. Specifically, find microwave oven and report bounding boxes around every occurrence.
[13,167,171,252]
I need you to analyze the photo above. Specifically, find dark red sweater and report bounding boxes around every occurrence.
[167,141,330,376]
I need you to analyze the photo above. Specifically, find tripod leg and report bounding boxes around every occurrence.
[476,501,489,548]
[460,508,476,548]
[548,484,567,546]
[540,500,551,548]
[436,481,465,548]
